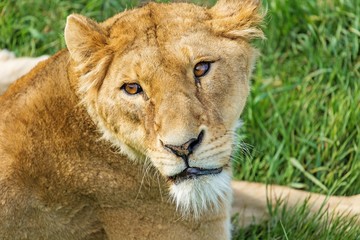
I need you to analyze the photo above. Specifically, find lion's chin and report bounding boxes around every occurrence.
[169,171,232,219]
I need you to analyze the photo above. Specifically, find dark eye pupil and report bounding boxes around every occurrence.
[194,62,210,78]
[122,83,143,95]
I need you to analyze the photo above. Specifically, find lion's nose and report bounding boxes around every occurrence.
[162,130,204,162]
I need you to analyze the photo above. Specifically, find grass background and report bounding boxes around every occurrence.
[1,0,359,239]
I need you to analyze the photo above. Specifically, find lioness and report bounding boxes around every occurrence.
[0,0,359,239]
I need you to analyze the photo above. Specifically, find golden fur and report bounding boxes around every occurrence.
[0,1,359,239]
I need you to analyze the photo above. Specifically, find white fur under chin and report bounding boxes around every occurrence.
[169,171,232,219]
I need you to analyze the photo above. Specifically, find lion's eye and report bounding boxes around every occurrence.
[194,62,211,78]
[121,83,143,95]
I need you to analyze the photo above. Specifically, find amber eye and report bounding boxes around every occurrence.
[121,83,143,95]
[194,62,211,78]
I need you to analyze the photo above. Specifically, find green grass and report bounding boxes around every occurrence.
[234,0,360,197]
[1,0,359,239]
[232,200,360,240]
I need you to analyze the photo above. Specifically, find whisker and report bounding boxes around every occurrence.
[156,172,164,202]
[135,162,148,201]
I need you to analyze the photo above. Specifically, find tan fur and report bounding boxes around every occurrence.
[0,1,358,239]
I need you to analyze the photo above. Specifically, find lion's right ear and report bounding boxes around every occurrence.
[209,0,265,41]
[65,14,107,63]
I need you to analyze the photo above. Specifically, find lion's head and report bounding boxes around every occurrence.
[65,0,263,218]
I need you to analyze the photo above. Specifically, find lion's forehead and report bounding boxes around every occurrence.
[103,3,246,85]
[110,29,236,86]
[105,3,211,47]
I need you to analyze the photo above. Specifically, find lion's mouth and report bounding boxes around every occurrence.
[168,167,223,184]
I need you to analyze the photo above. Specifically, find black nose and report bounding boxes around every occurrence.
[162,130,204,161]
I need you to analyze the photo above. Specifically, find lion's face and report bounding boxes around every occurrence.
[65,1,263,217]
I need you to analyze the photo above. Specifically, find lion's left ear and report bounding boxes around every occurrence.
[208,0,265,40]
[65,14,107,63]
[64,14,113,95]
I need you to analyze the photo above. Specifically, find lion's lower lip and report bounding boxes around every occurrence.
[169,167,223,183]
